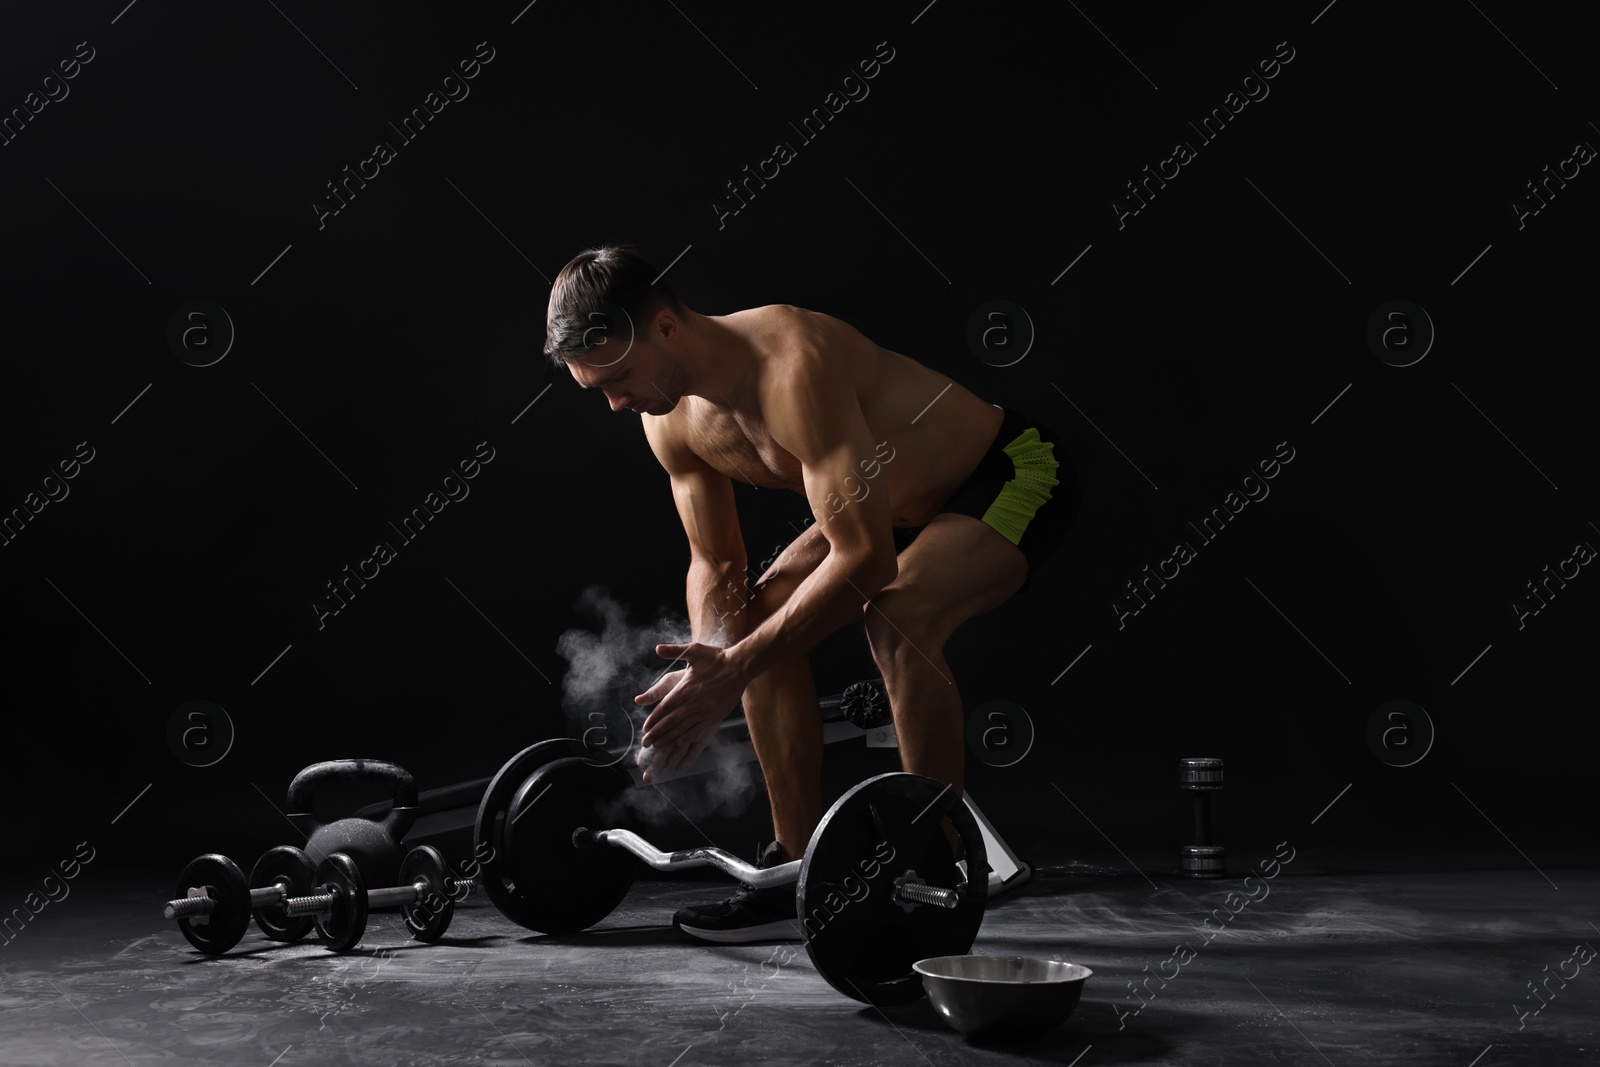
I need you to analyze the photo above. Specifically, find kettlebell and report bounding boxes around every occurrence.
[286,759,419,889]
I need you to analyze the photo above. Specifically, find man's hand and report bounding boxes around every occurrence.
[635,643,747,781]
[635,710,720,783]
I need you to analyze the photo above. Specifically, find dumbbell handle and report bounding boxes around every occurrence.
[283,879,432,918]
[370,882,435,909]
[163,881,290,920]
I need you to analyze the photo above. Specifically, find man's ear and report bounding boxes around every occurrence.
[651,307,680,344]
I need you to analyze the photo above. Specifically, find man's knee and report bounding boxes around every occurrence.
[739,527,830,631]
[740,650,815,725]
[740,568,798,632]
[711,573,816,718]
[862,586,941,668]
[743,651,812,690]
[755,522,831,587]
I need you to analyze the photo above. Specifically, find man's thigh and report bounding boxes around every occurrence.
[869,513,1028,644]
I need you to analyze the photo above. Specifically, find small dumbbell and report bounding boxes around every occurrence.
[1179,757,1224,879]
[164,845,458,954]
[164,846,327,952]
[277,846,459,951]
[164,849,351,955]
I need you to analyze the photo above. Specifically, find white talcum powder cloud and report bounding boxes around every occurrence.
[554,585,757,827]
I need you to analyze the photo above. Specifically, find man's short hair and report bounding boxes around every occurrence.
[543,245,683,368]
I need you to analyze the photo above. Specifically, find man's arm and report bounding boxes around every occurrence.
[643,417,749,647]
[724,346,899,683]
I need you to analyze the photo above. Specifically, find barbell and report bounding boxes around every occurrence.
[473,749,988,1006]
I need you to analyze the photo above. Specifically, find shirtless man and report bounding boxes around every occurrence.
[544,245,1079,942]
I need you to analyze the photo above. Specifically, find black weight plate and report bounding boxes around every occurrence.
[173,854,252,955]
[473,739,590,931]
[313,853,369,952]
[798,773,987,1006]
[249,846,317,943]
[399,844,455,943]
[498,757,635,934]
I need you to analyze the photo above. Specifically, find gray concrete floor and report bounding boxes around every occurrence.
[3,865,1597,1065]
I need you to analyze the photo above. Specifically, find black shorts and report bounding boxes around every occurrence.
[892,404,1080,596]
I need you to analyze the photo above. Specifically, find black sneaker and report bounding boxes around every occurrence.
[672,841,802,943]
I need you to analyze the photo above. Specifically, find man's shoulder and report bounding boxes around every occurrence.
[743,305,864,375]
[640,399,697,471]
[735,303,842,343]
[734,302,810,320]
[754,314,872,445]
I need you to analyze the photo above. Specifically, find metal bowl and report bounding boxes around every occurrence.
[914,955,1092,1039]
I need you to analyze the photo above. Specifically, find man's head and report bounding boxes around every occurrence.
[545,245,690,415]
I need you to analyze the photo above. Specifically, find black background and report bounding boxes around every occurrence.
[1,0,1593,882]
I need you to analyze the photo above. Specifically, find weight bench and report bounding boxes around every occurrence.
[372,678,1033,898]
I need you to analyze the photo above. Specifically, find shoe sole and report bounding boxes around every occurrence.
[674,917,804,944]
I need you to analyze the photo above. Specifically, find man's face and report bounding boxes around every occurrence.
[569,342,682,415]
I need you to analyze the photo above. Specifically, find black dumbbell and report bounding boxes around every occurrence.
[164,845,458,954]
[278,847,459,951]
[162,849,321,954]
[164,850,351,955]
[1179,757,1224,879]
